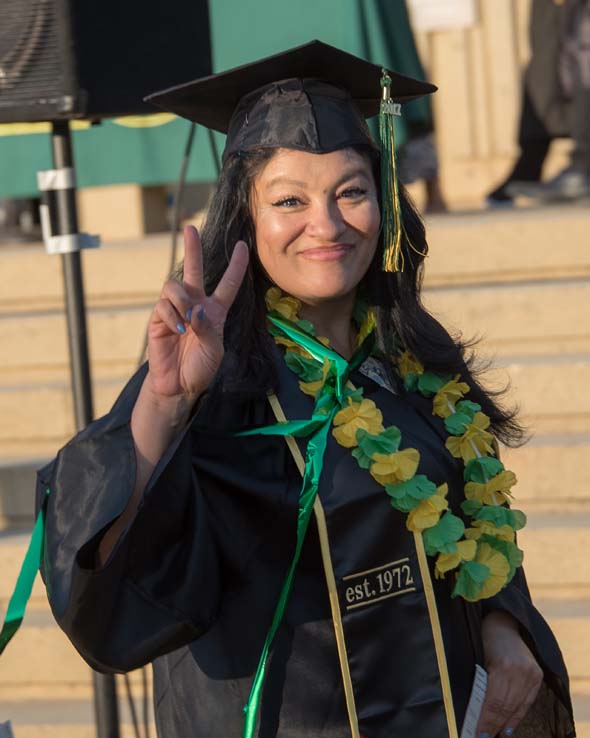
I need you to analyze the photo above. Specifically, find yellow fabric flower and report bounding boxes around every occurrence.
[434,539,477,579]
[464,520,515,543]
[464,470,517,506]
[265,287,301,321]
[397,350,424,378]
[432,376,470,418]
[445,412,495,463]
[355,309,376,348]
[369,448,420,485]
[407,484,449,532]
[332,398,384,448]
[470,543,510,600]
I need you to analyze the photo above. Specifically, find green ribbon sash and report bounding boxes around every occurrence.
[0,488,49,655]
[237,313,374,738]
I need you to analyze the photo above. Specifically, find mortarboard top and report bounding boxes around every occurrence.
[145,40,437,160]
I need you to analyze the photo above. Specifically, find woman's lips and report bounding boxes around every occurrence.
[299,243,354,261]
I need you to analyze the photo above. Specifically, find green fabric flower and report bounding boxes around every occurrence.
[444,400,481,436]
[417,372,449,397]
[284,352,324,383]
[464,456,504,483]
[479,534,524,581]
[422,511,465,556]
[461,499,483,517]
[352,426,402,469]
[453,560,490,600]
[385,474,437,513]
[475,505,527,531]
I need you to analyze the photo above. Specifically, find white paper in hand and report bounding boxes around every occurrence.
[460,664,488,738]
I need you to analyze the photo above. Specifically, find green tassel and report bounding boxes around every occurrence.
[379,71,404,272]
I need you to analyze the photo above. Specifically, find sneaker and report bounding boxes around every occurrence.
[506,169,590,201]
[485,184,514,209]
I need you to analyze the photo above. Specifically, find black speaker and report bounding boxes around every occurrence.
[0,0,212,123]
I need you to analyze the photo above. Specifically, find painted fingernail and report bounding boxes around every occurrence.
[479,733,490,738]
[185,307,193,322]
[197,306,206,321]
[505,729,514,736]
[176,322,186,334]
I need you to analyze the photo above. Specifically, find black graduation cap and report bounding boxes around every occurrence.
[145,40,436,160]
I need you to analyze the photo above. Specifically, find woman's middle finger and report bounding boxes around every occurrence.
[152,298,187,336]
[182,225,206,300]
[160,280,195,325]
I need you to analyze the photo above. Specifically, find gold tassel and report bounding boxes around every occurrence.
[379,71,404,272]
[379,70,427,272]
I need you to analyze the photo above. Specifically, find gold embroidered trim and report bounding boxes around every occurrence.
[342,557,409,580]
[346,587,416,611]
[413,531,459,738]
[267,392,360,738]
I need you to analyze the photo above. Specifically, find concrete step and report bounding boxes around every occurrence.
[488,355,590,436]
[0,305,150,382]
[518,512,590,591]
[502,435,590,507]
[0,237,171,314]
[0,675,155,738]
[424,277,590,358]
[0,377,123,447]
[423,202,590,287]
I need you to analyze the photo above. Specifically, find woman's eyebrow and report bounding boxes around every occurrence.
[265,168,370,191]
[265,176,308,190]
[333,168,371,189]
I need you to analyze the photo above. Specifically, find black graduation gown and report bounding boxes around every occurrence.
[37,354,575,738]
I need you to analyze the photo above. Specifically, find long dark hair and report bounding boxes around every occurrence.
[193,146,525,447]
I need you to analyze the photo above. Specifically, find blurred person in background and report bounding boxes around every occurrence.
[508,0,590,201]
[486,0,574,207]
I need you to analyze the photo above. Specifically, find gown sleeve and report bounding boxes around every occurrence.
[36,365,221,674]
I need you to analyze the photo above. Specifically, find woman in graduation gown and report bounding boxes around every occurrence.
[37,42,575,738]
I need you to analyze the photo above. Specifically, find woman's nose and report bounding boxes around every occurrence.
[305,200,346,241]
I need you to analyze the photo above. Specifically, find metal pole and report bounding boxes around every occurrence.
[50,121,120,738]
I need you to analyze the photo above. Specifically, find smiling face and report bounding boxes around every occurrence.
[250,147,381,305]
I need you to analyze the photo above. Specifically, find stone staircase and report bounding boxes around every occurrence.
[1,201,589,736]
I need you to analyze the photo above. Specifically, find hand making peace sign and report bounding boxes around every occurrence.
[146,225,250,400]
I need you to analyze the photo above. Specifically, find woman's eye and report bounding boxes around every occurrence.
[272,196,301,208]
[339,187,367,199]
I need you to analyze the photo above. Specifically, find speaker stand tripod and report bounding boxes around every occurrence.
[38,121,120,738]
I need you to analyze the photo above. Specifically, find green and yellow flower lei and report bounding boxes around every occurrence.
[265,287,526,603]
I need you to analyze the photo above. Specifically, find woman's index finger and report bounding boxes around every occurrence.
[182,225,205,298]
